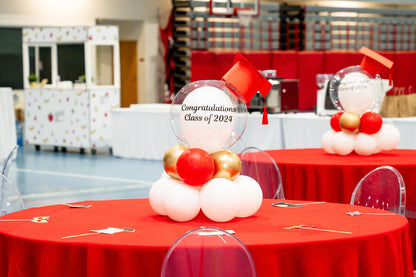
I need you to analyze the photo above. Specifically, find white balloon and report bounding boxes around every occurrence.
[164,181,201,222]
[332,131,356,156]
[149,177,178,216]
[354,133,377,156]
[321,130,336,154]
[160,171,170,179]
[373,147,382,154]
[179,86,235,153]
[372,124,400,150]
[338,72,375,115]
[200,178,240,222]
[234,175,263,218]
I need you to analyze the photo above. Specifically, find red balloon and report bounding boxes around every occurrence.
[330,111,344,132]
[360,112,383,134]
[176,148,215,186]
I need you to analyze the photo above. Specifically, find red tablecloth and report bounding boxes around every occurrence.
[266,148,416,207]
[0,199,412,277]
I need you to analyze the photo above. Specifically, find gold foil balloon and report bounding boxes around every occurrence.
[163,144,189,180]
[211,149,241,181]
[339,112,360,133]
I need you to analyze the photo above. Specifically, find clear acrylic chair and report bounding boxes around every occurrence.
[1,145,24,216]
[350,166,406,216]
[240,146,285,199]
[161,226,256,277]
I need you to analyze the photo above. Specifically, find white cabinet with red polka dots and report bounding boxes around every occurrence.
[24,88,119,152]
[22,26,120,153]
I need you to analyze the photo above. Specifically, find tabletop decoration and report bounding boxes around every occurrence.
[24,200,92,208]
[346,211,396,216]
[273,202,302,208]
[63,204,92,208]
[0,216,50,223]
[62,227,135,239]
[285,224,352,234]
[197,229,236,243]
[272,201,326,208]
[197,229,236,236]
[149,53,272,222]
[321,46,400,156]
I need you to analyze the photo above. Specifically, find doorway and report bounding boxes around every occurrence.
[120,40,138,107]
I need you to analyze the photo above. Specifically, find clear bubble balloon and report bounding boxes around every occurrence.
[329,66,381,115]
[171,80,248,154]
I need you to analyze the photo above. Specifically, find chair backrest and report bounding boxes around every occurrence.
[1,145,24,216]
[161,226,256,277]
[239,146,284,199]
[350,166,406,215]
[1,145,17,177]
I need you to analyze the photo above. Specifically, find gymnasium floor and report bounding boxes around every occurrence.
[6,145,164,213]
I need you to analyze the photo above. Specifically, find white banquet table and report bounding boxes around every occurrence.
[111,104,416,160]
[0,88,16,161]
[111,105,177,160]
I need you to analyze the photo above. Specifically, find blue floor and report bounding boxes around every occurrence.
[6,145,164,213]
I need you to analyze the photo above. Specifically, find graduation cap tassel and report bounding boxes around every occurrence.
[389,72,392,86]
[262,104,268,125]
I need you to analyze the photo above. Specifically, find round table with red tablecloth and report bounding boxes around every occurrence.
[265,148,416,268]
[266,148,416,207]
[0,198,412,277]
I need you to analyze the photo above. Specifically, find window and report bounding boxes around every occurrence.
[89,44,114,86]
[57,44,85,82]
[0,28,23,89]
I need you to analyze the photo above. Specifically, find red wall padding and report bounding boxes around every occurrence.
[191,51,416,110]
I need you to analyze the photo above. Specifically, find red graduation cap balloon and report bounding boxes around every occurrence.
[222,52,272,124]
[359,46,394,85]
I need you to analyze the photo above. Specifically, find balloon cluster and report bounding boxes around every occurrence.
[150,145,262,222]
[149,80,263,222]
[322,65,400,156]
[322,111,400,156]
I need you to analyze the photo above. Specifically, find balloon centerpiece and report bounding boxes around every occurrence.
[149,53,272,222]
[322,46,400,156]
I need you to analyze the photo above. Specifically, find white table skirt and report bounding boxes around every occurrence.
[111,104,416,160]
[111,105,177,160]
[0,88,16,162]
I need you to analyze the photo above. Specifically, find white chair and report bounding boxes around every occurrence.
[161,226,256,277]
[1,145,24,216]
[240,146,285,199]
[350,166,406,216]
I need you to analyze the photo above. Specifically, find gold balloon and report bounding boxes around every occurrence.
[163,144,189,180]
[339,112,360,133]
[211,149,241,181]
